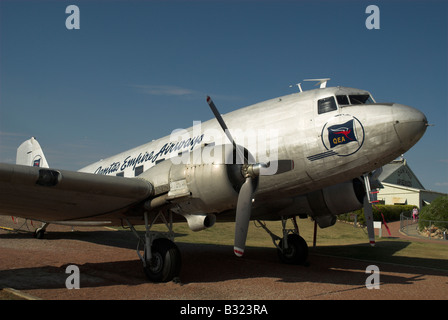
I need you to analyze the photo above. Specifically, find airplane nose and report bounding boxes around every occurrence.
[393,104,428,150]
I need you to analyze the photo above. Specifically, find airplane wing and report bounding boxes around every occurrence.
[0,163,154,222]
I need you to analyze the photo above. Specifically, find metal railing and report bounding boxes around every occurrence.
[400,212,448,240]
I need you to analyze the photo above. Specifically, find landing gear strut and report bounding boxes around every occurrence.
[256,216,308,265]
[125,210,181,283]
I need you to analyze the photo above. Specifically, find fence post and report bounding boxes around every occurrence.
[400,212,403,231]
[428,220,432,238]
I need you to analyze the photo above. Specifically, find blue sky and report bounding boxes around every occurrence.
[0,0,447,193]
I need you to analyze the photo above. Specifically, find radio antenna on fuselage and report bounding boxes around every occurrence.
[289,83,303,92]
[289,78,331,92]
[303,78,331,88]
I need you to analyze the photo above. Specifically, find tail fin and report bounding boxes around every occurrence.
[16,137,49,168]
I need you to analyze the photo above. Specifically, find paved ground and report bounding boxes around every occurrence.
[0,217,447,302]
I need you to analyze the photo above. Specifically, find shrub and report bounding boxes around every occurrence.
[339,205,415,226]
[418,196,448,230]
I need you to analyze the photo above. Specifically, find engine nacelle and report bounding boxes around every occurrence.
[140,144,248,219]
[303,179,365,228]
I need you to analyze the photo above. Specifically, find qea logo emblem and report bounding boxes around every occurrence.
[321,115,365,157]
[33,155,42,167]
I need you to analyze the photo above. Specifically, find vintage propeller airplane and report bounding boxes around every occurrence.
[0,79,428,282]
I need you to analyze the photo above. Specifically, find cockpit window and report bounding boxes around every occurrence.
[336,94,374,105]
[318,96,337,114]
[336,95,350,105]
[349,94,374,104]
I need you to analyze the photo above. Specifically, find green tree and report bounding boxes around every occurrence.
[419,196,448,230]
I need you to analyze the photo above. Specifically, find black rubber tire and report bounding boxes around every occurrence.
[143,238,181,283]
[277,234,308,265]
[34,229,45,239]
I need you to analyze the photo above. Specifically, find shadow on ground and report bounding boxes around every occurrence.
[1,228,447,292]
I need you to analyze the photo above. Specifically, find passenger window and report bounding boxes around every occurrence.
[318,96,337,114]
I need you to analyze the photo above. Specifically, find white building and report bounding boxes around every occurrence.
[377,158,446,208]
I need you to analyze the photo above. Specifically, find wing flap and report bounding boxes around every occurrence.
[0,163,154,221]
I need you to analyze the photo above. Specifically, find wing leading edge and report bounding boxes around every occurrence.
[0,163,154,222]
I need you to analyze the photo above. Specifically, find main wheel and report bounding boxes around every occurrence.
[143,238,181,283]
[33,228,45,239]
[277,234,308,265]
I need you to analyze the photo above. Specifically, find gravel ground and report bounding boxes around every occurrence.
[0,216,447,302]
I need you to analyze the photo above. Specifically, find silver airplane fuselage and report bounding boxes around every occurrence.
[80,86,427,226]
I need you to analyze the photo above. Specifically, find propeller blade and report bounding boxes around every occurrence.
[206,96,246,163]
[205,96,294,257]
[363,196,375,246]
[234,177,254,257]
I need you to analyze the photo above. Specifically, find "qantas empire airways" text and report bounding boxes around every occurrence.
[94,134,204,175]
